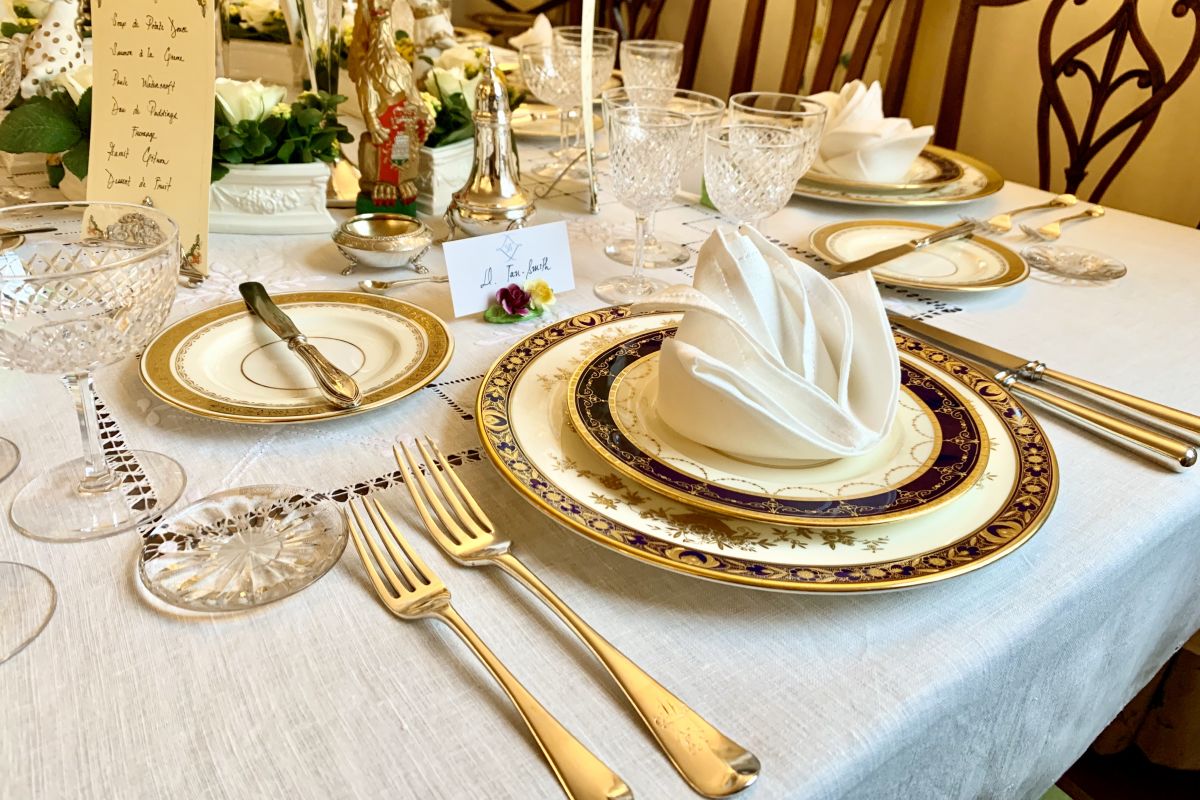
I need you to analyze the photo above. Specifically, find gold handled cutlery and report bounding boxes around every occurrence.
[830,219,977,274]
[963,194,1077,234]
[888,312,1199,469]
[395,438,761,798]
[345,498,633,800]
[1021,205,1104,241]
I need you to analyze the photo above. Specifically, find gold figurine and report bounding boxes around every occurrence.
[348,0,433,213]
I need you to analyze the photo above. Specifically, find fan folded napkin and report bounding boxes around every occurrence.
[631,227,899,465]
[808,80,933,182]
[510,14,553,49]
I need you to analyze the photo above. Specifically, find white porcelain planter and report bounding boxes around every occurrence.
[209,162,336,235]
[416,139,474,216]
[59,170,86,201]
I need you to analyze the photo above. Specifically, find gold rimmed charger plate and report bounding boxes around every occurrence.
[140,291,452,424]
[810,220,1029,292]
[477,307,1058,593]
[794,146,1003,207]
[802,148,964,194]
[565,325,990,527]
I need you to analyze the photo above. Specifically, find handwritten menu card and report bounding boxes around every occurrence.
[89,1,216,275]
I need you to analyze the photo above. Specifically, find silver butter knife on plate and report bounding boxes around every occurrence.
[239,282,363,409]
[888,311,1199,470]
[831,220,976,274]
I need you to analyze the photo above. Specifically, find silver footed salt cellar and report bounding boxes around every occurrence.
[444,49,536,239]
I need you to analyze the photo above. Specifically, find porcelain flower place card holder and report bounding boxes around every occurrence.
[89,1,217,281]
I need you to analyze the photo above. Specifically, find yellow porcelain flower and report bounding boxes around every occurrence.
[525,279,555,308]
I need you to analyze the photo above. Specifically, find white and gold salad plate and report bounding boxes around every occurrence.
[140,291,452,424]
[565,325,989,527]
[810,220,1029,292]
[511,103,603,139]
[794,146,1003,207]
[477,307,1057,593]
[802,148,964,194]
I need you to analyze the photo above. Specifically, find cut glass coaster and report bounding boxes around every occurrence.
[1022,244,1127,282]
[138,486,347,612]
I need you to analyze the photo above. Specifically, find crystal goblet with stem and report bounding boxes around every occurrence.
[551,26,618,159]
[602,87,724,267]
[704,123,819,227]
[0,201,186,542]
[729,91,829,133]
[595,106,693,304]
[619,40,683,90]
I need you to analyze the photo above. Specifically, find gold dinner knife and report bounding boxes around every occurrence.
[830,220,976,274]
[239,282,362,409]
[888,312,1199,469]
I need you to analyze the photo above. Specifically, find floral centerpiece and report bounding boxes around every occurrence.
[221,0,291,44]
[1,1,89,38]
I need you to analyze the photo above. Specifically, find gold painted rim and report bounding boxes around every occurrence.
[809,219,1029,293]
[139,291,454,424]
[475,307,1059,593]
[801,148,965,193]
[563,326,990,527]
[793,145,1004,207]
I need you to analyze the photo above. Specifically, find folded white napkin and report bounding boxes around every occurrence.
[808,80,933,183]
[510,13,552,49]
[631,227,899,465]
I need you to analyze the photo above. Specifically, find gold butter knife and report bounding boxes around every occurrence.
[830,220,976,274]
[239,282,362,409]
[889,312,1198,469]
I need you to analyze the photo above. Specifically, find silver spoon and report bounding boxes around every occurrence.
[358,275,448,294]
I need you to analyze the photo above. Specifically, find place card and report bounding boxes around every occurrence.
[89,1,217,276]
[442,222,575,318]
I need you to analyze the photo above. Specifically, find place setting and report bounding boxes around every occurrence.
[4,2,1200,799]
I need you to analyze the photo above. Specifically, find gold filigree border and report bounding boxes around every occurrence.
[476,307,1058,593]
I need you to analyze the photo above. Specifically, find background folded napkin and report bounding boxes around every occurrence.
[631,227,899,465]
[509,14,553,49]
[808,80,933,182]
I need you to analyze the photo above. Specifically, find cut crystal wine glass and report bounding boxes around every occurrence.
[619,40,683,90]
[704,123,818,226]
[595,106,693,304]
[602,87,724,267]
[0,201,186,542]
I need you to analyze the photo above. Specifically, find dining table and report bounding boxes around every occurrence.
[2,139,1199,800]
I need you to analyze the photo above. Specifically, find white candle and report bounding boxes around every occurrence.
[580,0,598,210]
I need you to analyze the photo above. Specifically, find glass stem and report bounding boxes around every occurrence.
[645,211,659,248]
[62,371,118,495]
[632,213,648,283]
[558,109,570,156]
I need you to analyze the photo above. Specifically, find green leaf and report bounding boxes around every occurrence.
[75,88,92,135]
[0,97,82,153]
[276,140,295,161]
[46,160,64,189]
[484,304,544,324]
[211,162,230,183]
[62,139,89,179]
[296,108,323,129]
[259,115,285,138]
[219,133,244,150]
[244,132,272,158]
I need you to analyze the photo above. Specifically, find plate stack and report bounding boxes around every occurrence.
[477,305,1059,593]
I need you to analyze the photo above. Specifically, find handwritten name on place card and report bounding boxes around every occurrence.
[442,222,575,318]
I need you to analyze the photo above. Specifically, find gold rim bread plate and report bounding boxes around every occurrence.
[140,291,453,424]
[477,307,1058,593]
[565,325,990,527]
[802,148,964,194]
[794,146,1003,207]
[810,219,1029,292]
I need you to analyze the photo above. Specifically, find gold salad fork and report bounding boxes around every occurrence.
[1021,205,1105,241]
[345,498,633,800]
[396,439,761,798]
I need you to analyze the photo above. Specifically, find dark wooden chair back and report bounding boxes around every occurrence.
[677,0,925,115]
[935,0,1200,202]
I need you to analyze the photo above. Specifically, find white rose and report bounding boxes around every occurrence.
[50,63,92,104]
[19,1,53,18]
[425,67,483,111]
[235,0,281,31]
[435,45,482,75]
[215,77,288,124]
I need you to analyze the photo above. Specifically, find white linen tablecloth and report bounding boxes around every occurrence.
[2,146,1200,800]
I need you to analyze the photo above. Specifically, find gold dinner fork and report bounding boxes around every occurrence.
[1021,205,1105,241]
[344,498,633,800]
[960,193,1076,234]
[396,439,761,799]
